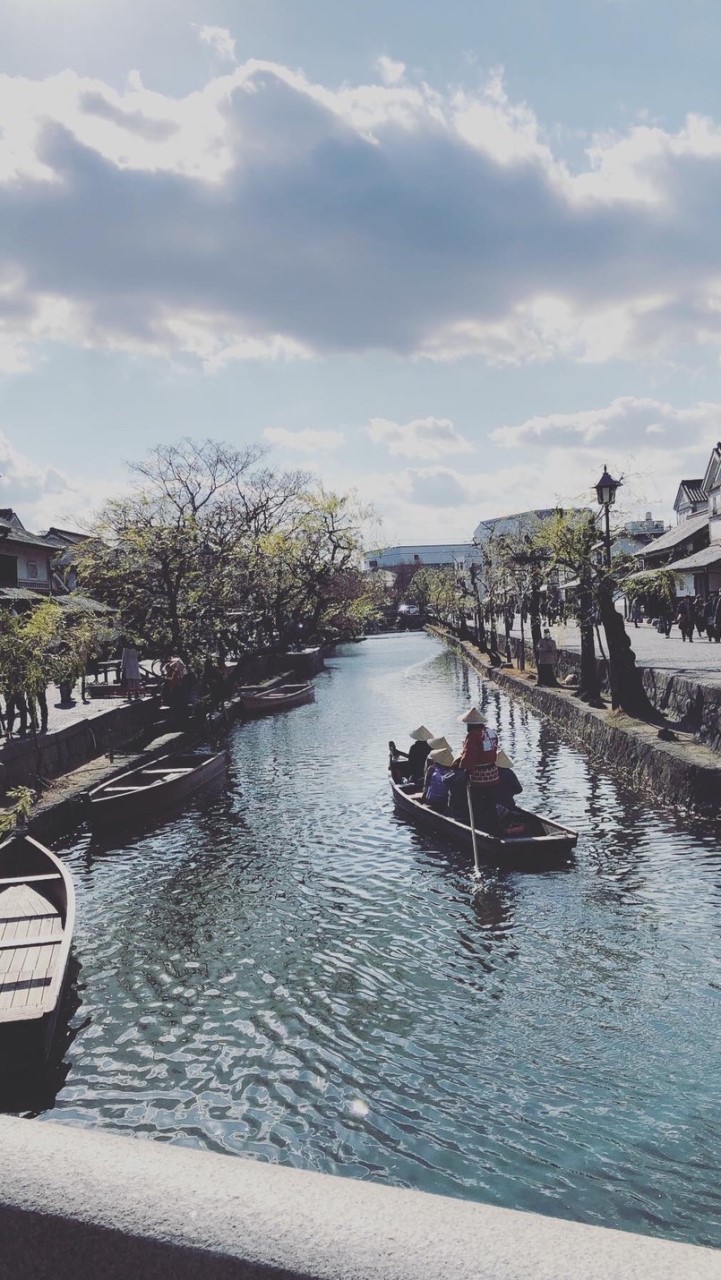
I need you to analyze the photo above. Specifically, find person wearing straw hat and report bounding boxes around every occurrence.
[421,745,456,813]
[423,736,452,789]
[455,707,499,832]
[496,749,523,811]
[390,724,435,784]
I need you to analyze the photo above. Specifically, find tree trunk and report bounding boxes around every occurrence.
[529,581,542,664]
[577,578,602,705]
[598,584,660,720]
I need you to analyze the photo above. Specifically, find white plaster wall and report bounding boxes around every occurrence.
[0,1116,720,1280]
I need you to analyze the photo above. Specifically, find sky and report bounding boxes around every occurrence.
[2,0,721,544]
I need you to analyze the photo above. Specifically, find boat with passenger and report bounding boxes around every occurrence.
[88,748,227,824]
[0,830,75,1062]
[389,771,577,869]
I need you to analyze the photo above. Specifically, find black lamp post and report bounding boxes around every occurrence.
[594,465,621,568]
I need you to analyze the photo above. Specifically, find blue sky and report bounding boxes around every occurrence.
[2,0,721,542]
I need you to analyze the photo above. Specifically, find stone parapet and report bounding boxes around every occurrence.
[0,1115,719,1280]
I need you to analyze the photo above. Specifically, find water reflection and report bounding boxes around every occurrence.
[2,632,719,1249]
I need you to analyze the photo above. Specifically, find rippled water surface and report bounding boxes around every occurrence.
[14,634,721,1246]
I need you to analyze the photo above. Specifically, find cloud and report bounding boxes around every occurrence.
[196,25,237,63]
[263,426,345,452]
[367,415,473,459]
[376,56,406,86]
[491,396,721,450]
[5,62,721,369]
[0,429,110,530]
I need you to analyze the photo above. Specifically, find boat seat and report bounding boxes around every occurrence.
[0,932,62,951]
[141,768,195,775]
[0,873,61,886]
[101,785,153,793]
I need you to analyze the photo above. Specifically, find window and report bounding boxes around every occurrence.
[26,560,38,579]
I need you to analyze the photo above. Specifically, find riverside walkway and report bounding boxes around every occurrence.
[511,618,721,686]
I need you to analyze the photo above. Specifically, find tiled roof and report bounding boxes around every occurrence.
[633,510,708,558]
[667,545,721,571]
[55,594,111,614]
[0,528,60,551]
[0,588,44,602]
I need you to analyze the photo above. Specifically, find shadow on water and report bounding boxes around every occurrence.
[0,955,86,1116]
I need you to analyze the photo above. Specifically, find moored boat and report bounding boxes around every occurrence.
[241,682,315,715]
[88,748,227,825]
[389,773,577,869]
[0,831,75,1064]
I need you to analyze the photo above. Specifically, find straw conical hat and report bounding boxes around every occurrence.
[496,750,513,769]
[427,736,451,751]
[409,724,434,741]
[428,746,455,767]
[459,707,485,725]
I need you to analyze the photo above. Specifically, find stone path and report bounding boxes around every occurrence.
[509,617,721,685]
[3,683,155,740]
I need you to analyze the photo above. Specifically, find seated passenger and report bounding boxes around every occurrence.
[423,736,452,789]
[422,747,456,813]
[496,750,523,811]
[389,727,436,783]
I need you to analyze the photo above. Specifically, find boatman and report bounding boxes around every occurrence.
[455,707,499,833]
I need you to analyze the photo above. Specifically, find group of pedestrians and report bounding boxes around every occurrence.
[0,686,49,738]
[652,594,721,642]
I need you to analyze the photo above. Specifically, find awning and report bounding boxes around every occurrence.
[666,545,721,572]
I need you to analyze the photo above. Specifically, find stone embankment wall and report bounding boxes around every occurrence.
[432,629,721,812]
[0,697,160,791]
[1,1115,720,1280]
[506,636,721,754]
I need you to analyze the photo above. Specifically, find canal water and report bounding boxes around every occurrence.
[13,634,721,1246]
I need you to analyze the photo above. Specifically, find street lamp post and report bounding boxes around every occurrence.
[594,465,622,569]
[593,465,622,706]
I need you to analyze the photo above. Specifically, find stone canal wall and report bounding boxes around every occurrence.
[506,634,721,754]
[0,696,161,791]
[431,628,721,812]
[0,1115,719,1280]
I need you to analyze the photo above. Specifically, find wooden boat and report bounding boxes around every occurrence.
[88,748,227,824]
[0,831,75,1062]
[241,682,315,715]
[389,773,577,870]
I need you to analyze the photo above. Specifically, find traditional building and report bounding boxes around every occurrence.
[0,510,59,602]
[673,480,707,524]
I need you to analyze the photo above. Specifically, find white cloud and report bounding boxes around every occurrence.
[197,25,237,64]
[4,62,721,370]
[367,416,474,459]
[263,426,345,452]
[376,56,405,86]
[0,429,112,530]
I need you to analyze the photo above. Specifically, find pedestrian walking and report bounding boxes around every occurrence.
[677,597,694,643]
[120,641,142,701]
[536,628,559,686]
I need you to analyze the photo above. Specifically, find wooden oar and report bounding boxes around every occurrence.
[466,781,481,876]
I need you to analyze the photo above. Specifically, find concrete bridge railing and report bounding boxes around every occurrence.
[0,1116,720,1280]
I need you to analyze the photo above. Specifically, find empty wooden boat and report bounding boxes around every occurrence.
[241,682,315,715]
[389,774,577,870]
[88,748,227,824]
[0,831,75,1063]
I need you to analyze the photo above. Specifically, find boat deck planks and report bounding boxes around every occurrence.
[0,884,63,1015]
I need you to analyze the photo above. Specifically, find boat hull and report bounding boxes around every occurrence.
[241,684,315,715]
[88,750,227,825]
[389,775,577,870]
[0,833,75,1067]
